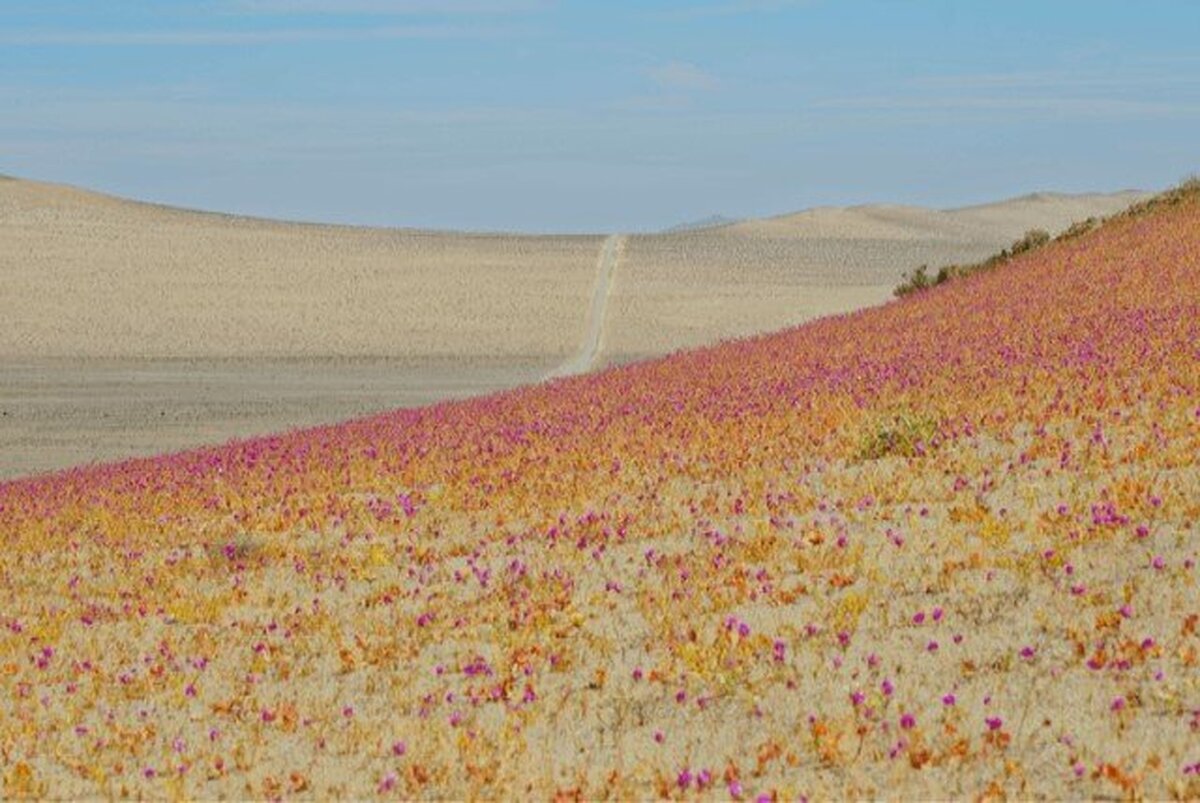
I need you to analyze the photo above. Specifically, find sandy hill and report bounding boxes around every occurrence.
[0,184,1196,800]
[0,177,1150,478]
[0,178,602,361]
[729,191,1149,241]
[602,190,1149,365]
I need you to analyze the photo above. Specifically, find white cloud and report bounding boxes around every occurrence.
[652,0,812,20]
[229,0,551,13]
[812,94,1200,118]
[648,61,718,92]
[0,24,516,46]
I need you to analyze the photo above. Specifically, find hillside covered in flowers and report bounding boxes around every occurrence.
[1,190,1198,799]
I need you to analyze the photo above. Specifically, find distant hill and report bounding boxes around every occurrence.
[662,214,740,233]
[724,190,1151,242]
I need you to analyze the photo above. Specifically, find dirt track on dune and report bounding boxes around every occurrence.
[547,234,624,379]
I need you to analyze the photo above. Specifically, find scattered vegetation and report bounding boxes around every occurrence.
[895,228,1050,296]
[1,174,1198,799]
[854,407,940,460]
[895,175,1200,297]
[1120,174,1200,217]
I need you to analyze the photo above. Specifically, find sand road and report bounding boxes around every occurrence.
[546,234,624,379]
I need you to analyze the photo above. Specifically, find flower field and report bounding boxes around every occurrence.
[1,192,1199,799]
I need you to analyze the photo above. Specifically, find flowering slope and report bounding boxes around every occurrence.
[2,195,1199,799]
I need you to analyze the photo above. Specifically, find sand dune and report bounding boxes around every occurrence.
[0,178,1149,477]
[0,179,602,359]
[601,190,1150,364]
[730,190,1148,241]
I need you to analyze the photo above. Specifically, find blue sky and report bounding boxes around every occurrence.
[1,1,1197,232]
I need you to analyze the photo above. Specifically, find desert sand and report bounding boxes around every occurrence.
[602,191,1149,364]
[0,178,599,477]
[1,189,1196,799]
[0,178,1147,478]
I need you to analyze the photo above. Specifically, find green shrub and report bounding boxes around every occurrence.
[854,409,940,461]
[1120,175,1200,218]
[1010,228,1050,255]
[893,265,932,297]
[897,228,1068,297]
[1059,217,1100,240]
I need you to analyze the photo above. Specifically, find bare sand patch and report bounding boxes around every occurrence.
[0,179,601,360]
[0,357,546,479]
[0,179,598,477]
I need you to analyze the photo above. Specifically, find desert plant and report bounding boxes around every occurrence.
[1119,174,1200,219]
[895,177,1198,296]
[896,226,1068,296]
[1010,228,1050,255]
[894,265,932,297]
[854,408,940,460]
[1059,217,1100,241]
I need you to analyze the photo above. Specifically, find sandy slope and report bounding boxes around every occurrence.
[602,191,1149,364]
[0,179,600,476]
[0,178,1148,477]
[2,191,1196,800]
[0,179,602,359]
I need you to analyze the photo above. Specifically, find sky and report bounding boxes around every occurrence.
[1,1,1198,233]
